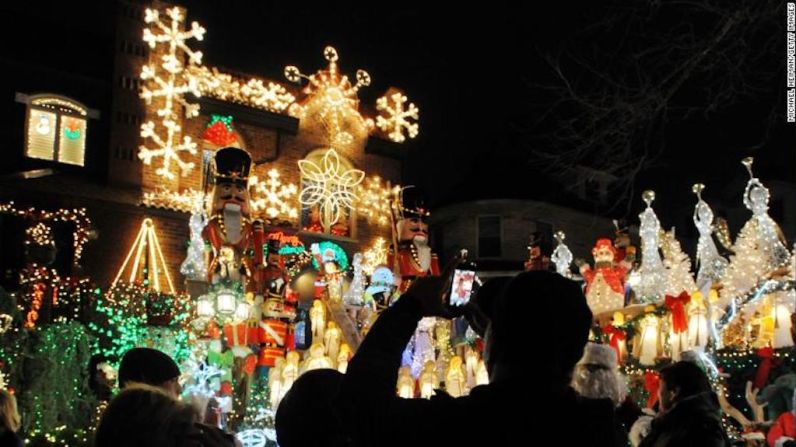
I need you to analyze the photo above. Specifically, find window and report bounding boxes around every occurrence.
[299,149,358,238]
[24,95,88,166]
[477,216,502,258]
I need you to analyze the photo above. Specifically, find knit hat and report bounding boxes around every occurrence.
[118,348,180,388]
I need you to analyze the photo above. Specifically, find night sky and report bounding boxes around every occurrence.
[8,1,792,230]
[179,1,794,227]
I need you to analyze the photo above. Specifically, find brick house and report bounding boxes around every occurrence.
[0,1,408,295]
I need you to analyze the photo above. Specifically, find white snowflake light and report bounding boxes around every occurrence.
[299,148,365,230]
[356,176,398,226]
[376,92,419,143]
[138,6,205,179]
[249,168,299,220]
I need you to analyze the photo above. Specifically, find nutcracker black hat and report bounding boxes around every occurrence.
[395,186,431,220]
[213,147,252,186]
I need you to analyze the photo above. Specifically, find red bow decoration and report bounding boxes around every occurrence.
[665,292,691,334]
[754,347,782,389]
[644,371,661,409]
[602,325,626,363]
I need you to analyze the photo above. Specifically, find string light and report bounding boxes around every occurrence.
[110,218,176,295]
[142,188,206,213]
[0,201,93,264]
[187,65,296,113]
[376,91,419,143]
[138,6,205,179]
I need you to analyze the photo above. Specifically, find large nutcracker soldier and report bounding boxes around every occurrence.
[388,187,440,293]
[202,147,266,295]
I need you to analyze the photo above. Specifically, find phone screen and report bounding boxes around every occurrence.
[449,269,476,306]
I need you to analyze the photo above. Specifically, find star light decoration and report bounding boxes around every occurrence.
[249,168,299,221]
[298,148,365,231]
[376,91,419,143]
[285,46,374,146]
[138,7,205,180]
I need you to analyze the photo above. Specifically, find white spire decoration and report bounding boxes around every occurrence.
[550,231,573,278]
[692,184,728,289]
[632,190,667,302]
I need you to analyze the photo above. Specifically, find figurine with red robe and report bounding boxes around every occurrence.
[388,188,440,293]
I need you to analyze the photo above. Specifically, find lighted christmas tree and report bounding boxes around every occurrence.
[661,229,697,296]
[721,158,791,305]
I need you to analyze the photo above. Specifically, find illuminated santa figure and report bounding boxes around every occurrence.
[578,238,628,315]
[388,187,440,292]
[202,147,266,294]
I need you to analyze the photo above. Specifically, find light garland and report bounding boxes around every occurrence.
[138,6,205,179]
[188,65,296,113]
[142,188,206,213]
[0,201,93,265]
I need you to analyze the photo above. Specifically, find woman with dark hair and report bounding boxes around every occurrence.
[638,361,730,447]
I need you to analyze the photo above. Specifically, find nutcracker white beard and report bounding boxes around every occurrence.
[414,237,432,272]
[224,203,242,243]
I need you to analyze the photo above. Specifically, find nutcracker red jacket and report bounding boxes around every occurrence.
[336,292,619,447]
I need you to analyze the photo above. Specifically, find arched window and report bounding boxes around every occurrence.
[24,95,89,166]
[300,148,361,238]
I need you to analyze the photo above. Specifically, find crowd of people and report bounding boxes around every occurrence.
[0,270,750,446]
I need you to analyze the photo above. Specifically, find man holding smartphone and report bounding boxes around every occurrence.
[336,268,619,446]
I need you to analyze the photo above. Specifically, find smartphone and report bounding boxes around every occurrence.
[447,250,477,307]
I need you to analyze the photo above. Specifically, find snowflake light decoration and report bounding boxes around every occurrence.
[249,168,299,220]
[356,176,399,226]
[285,46,373,145]
[376,92,419,143]
[298,148,364,230]
[138,7,205,180]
